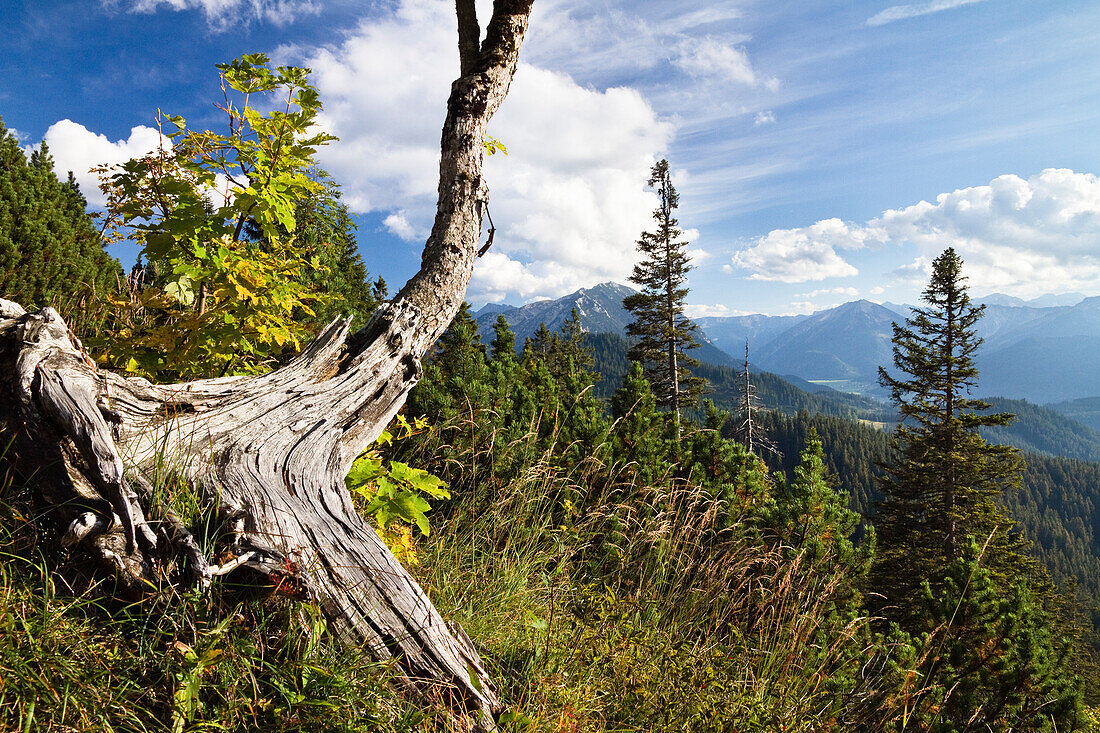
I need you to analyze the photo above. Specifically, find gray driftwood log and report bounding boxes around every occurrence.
[0,1,533,728]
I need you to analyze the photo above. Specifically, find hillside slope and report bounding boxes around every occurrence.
[586,331,894,420]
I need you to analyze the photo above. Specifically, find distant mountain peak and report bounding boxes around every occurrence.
[581,281,634,294]
[474,282,638,346]
[837,298,886,313]
[977,293,1028,307]
[474,301,518,318]
[471,280,741,367]
[977,292,1087,308]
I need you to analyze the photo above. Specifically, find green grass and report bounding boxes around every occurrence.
[3,416,1098,732]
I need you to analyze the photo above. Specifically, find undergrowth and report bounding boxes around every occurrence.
[408,414,884,731]
[2,397,1096,731]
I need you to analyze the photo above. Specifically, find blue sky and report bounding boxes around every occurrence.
[3,0,1099,315]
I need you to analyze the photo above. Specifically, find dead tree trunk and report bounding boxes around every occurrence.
[0,1,533,728]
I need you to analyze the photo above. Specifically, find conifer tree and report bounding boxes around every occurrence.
[431,302,488,388]
[554,307,595,377]
[489,314,517,362]
[280,171,378,331]
[523,322,555,363]
[521,310,596,386]
[623,158,704,443]
[874,247,1028,617]
[0,119,121,332]
[371,276,389,304]
[611,362,673,484]
[900,540,1081,730]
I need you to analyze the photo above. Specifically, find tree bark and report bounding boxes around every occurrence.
[0,1,533,728]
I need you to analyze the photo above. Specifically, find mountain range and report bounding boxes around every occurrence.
[473,282,1100,423]
[701,295,1100,405]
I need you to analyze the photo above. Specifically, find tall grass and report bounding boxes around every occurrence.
[400,402,888,731]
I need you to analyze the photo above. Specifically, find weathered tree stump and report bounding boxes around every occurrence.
[0,1,533,728]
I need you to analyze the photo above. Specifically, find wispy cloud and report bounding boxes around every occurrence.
[383,211,419,242]
[867,0,988,27]
[795,286,859,299]
[753,110,776,127]
[674,37,777,89]
[104,0,319,29]
[684,303,749,318]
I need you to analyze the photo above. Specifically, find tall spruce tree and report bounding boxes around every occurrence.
[873,247,1028,617]
[0,119,121,332]
[623,159,704,443]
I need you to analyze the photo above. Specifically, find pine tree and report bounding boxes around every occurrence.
[681,400,771,508]
[0,119,121,332]
[771,429,872,612]
[522,322,555,363]
[900,540,1081,731]
[554,307,595,378]
[873,247,1028,617]
[611,362,673,484]
[431,302,488,389]
[489,314,517,363]
[371,276,389,304]
[623,158,704,444]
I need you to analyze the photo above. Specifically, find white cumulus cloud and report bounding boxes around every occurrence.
[736,169,1100,297]
[40,120,164,207]
[873,169,1100,295]
[729,217,875,282]
[686,247,710,264]
[284,0,673,304]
